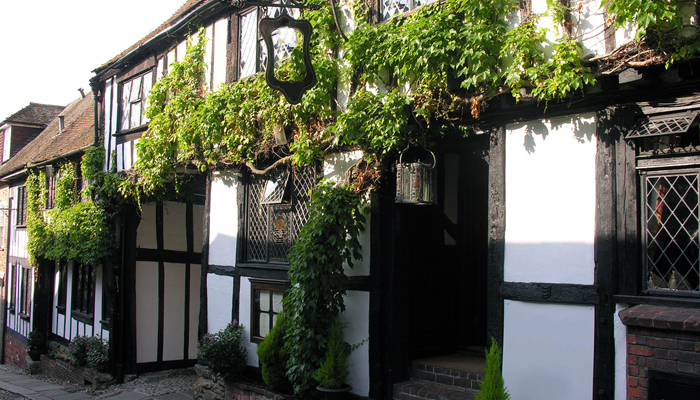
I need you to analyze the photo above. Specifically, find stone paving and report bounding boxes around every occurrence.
[0,368,196,400]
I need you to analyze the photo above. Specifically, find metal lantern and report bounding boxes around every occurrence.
[395,146,436,205]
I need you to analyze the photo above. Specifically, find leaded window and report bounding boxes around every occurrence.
[19,266,32,318]
[245,166,316,264]
[238,1,300,80]
[382,0,435,20]
[635,110,700,294]
[119,71,154,132]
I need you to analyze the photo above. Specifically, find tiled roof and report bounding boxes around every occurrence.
[94,0,207,73]
[2,103,65,127]
[0,95,95,178]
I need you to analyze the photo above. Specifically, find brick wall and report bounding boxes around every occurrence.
[620,304,700,400]
[4,335,28,369]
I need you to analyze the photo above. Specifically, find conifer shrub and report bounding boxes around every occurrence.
[314,318,350,389]
[257,312,293,394]
[474,339,510,400]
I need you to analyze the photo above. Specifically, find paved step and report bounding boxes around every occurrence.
[393,359,483,400]
[393,380,478,400]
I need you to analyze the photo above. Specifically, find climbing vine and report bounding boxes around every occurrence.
[26,146,117,266]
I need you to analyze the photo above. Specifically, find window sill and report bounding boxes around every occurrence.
[19,313,30,321]
[71,310,94,325]
[56,305,66,315]
[115,124,148,137]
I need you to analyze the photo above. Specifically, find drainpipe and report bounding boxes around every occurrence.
[90,81,101,147]
[1,197,12,364]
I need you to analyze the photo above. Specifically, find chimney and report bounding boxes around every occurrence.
[78,88,85,98]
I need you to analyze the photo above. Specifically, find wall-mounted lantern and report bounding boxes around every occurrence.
[395,145,436,205]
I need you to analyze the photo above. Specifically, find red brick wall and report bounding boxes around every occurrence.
[620,305,700,400]
[4,335,28,369]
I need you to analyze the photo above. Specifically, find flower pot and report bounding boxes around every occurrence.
[316,384,351,400]
[28,348,42,362]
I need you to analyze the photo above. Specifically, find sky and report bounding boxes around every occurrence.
[0,1,186,122]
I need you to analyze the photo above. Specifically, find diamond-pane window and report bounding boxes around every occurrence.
[245,166,316,264]
[382,0,435,20]
[644,171,700,293]
[626,111,699,139]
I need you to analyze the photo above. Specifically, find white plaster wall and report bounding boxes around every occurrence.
[503,300,595,400]
[137,203,158,249]
[504,114,596,285]
[193,203,204,252]
[239,277,259,366]
[341,290,370,397]
[164,201,188,252]
[136,261,159,363]
[213,19,228,90]
[163,263,186,361]
[207,274,234,334]
[323,151,371,277]
[209,171,239,267]
[615,303,629,400]
[189,264,202,359]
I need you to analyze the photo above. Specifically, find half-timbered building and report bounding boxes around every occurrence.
[88,0,700,399]
[0,98,93,369]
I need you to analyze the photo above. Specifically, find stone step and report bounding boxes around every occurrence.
[393,380,478,400]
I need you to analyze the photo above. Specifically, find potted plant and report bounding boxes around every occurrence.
[314,318,352,400]
[27,330,45,361]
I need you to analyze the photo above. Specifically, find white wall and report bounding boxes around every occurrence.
[323,151,371,277]
[504,114,597,285]
[209,171,239,267]
[207,274,234,333]
[239,277,258,366]
[503,300,595,400]
[614,303,629,400]
[342,290,370,397]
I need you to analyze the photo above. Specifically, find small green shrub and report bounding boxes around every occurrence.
[257,313,293,394]
[474,339,510,400]
[27,330,45,350]
[314,318,349,389]
[198,320,248,380]
[68,335,109,372]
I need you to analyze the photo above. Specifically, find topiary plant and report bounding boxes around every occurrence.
[474,339,510,400]
[257,312,293,394]
[314,318,350,390]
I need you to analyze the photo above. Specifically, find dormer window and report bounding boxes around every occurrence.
[58,116,65,132]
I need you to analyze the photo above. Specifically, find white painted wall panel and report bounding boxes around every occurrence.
[116,143,124,172]
[205,25,213,90]
[136,261,159,363]
[574,0,607,56]
[137,203,158,249]
[189,264,202,360]
[323,151,370,276]
[209,171,239,267]
[342,290,370,397]
[124,141,133,171]
[207,274,233,333]
[504,114,596,285]
[104,79,113,169]
[502,300,595,400]
[163,263,186,361]
[177,41,187,62]
[164,201,188,252]
[239,277,258,366]
[615,303,629,400]
[213,18,228,90]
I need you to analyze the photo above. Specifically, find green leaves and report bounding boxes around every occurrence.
[284,181,366,395]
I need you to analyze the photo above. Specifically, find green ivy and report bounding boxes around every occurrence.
[283,181,366,395]
[26,146,118,266]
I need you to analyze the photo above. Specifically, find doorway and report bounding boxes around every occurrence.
[395,134,490,359]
